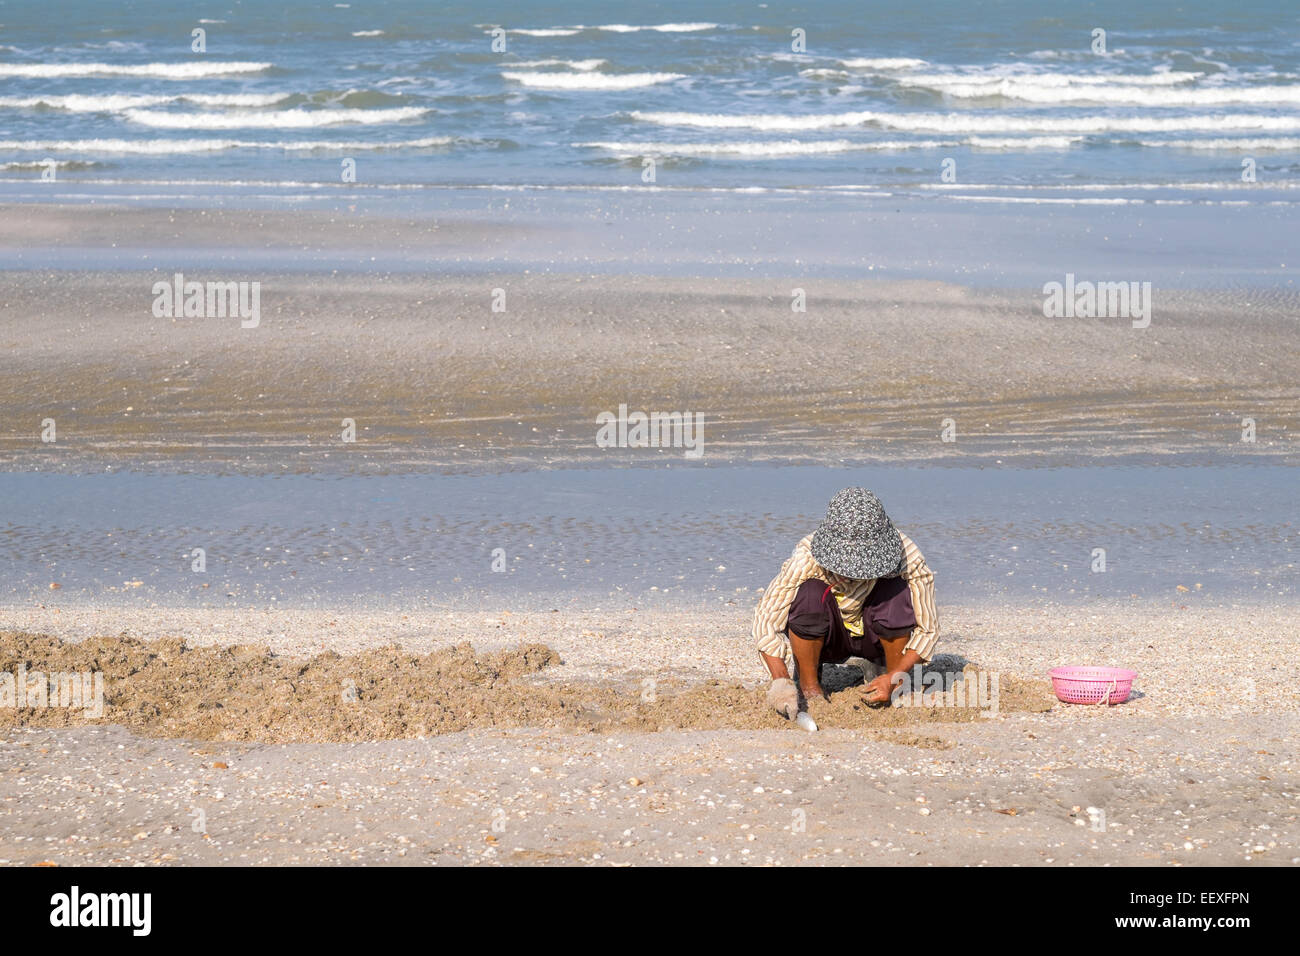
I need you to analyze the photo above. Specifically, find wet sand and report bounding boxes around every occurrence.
[2,268,1297,472]
[2,465,1295,610]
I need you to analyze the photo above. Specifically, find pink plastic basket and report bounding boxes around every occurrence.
[1049,666,1136,705]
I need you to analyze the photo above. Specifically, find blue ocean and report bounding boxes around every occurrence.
[2,0,1298,206]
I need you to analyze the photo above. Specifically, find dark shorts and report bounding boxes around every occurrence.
[785,576,916,666]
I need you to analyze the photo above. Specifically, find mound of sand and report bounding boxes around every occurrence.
[0,632,1053,743]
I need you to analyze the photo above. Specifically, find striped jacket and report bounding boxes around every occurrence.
[752,531,939,669]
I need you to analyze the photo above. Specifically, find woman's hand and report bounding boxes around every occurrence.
[862,672,899,706]
[766,677,800,719]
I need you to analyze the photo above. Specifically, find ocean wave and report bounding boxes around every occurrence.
[576,139,953,157]
[939,195,1142,205]
[498,23,717,36]
[122,107,430,129]
[504,28,580,37]
[840,57,927,69]
[799,68,857,81]
[577,136,1093,157]
[1138,138,1300,150]
[880,112,1300,134]
[0,61,271,79]
[0,159,106,170]
[510,59,607,70]
[583,23,719,32]
[306,89,412,108]
[351,30,384,37]
[503,71,683,90]
[0,136,462,154]
[903,69,1204,88]
[627,109,1300,134]
[628,109,882,131]
[184,93,293,108]
[897,72,1300,105]
[0,93,290,111]
[59,40,145,52]
[764,52,837,63]
[966,136,1082,149]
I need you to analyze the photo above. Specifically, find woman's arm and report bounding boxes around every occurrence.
[760,652,790,680]
[751,539,817,665]
[897,531,940,661]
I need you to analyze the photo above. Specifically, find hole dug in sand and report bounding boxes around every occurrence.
[0,633,1053,744]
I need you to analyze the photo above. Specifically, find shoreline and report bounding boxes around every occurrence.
[2,464,1295,607]
[2,194,1299,286]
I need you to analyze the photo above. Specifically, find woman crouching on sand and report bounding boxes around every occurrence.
[754,487,939,718]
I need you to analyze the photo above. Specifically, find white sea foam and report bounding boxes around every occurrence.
[0,159,105,169]
[0,93,290,111]
[765,52,838,63]
[505,28,580,37]
[0,61,271,78]
[628,109,882,131]
[122,107,429,129]
[510,59,607,70]
[502,22,717,35]
[889,113,1300,134]
[941,195,1141,205]
[576,139,952,157]
[904,69,1203,88]
[880,113,1300,134]
[578,136,1092,157]
[0,136,458,154]
[840,57,927,69]
[585,23,719,32]
[351,30,384,37]
[627,109,1300,134]
[1138,138,1300,150]
[918,80,1300,106]
[183,93,292,107]
[0,94,167,110]
[503,71,682,90]
[897,71,1300,105]
[966,136,1082,149]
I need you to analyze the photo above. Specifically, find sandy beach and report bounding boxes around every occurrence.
[4,0,1299,918]
[3,195,1298,867]
[1,601,1297,866]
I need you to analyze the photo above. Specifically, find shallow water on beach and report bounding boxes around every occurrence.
[5,187,1298,288]
[1,463,1293,610]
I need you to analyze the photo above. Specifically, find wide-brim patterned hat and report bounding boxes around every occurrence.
[810,487,904,580]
